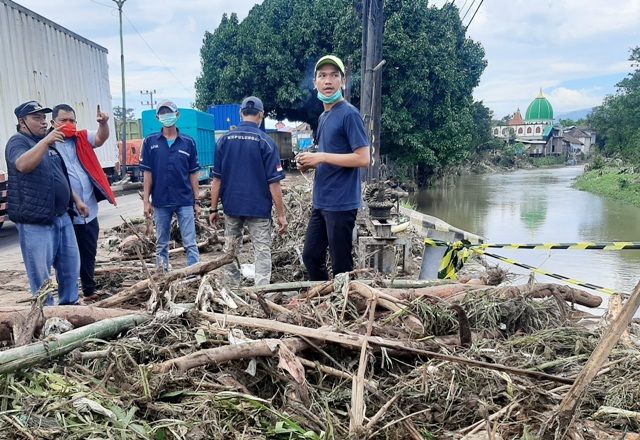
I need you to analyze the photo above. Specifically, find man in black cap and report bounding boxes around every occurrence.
[5,100,88,305]
[209,96,287,286]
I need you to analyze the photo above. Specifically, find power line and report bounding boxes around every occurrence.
[88,0,115,9]
[461,0,476,21]
[464,0,484,30]
[123,12,192,95]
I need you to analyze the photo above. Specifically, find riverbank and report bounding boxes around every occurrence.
[573,167,640,207]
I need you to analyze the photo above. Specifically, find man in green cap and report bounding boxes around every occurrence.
[297,55,370,280]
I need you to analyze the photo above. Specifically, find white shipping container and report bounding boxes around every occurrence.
[0,0,118,172]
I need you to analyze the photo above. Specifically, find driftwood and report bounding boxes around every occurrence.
[542,280,640,438]
[0,306,135,343]
[381,282,603,308]
[0,313,150,374]
[200,311,573,385]
[95,252,234,308]
[349,282,424,334]
[501,283,603,308]
[153,337,308,373]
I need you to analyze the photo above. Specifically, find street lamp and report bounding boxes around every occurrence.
[113,0,127,179]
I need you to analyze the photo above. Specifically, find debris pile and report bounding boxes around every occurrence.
[1,262,639,439]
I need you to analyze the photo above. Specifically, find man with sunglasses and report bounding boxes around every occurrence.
[4,101,89,305]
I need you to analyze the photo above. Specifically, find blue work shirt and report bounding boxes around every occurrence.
[313,100,369,211]
[140,130,199,207]
[213,121,285,218]
[56,132,99,224]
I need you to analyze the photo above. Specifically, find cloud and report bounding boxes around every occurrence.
[12,0,640,120]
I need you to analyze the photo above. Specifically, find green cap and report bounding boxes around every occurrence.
[315,55,345,75]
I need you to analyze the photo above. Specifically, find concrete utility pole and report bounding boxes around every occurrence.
[113,0,127,179]
[360,0,384,182]
[140,89,157,109]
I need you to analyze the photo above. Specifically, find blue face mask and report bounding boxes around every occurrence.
[317,90,343,104]
[158,113,178,127]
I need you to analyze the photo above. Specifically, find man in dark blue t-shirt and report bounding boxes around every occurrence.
[297,55,370,280]
[209,96,287,286]
[141,100,201,271]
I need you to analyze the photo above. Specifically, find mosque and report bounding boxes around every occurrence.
[492,89,562,156]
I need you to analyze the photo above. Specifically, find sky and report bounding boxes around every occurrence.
[14,0,640,120]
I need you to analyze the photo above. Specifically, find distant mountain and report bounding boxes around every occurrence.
[555,108,593,122]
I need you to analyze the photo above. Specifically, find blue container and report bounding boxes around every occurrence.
[207,103,241,131]
[142,108,216,180]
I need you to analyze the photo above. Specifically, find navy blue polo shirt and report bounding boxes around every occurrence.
[140,130,199,207]
[314,100,369,211]
[213,121,285,218]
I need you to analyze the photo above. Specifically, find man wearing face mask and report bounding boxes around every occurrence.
[209,96,287,286]
[51,103,116,301]
[297,55,370,280]
[140,101,200,271]
[5,101,89,305]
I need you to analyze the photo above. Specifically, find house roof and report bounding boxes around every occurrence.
[508,109,524,126]
[562,134,583,145]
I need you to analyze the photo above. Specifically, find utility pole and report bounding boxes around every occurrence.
[140,89,156,109]
[360,0,384,182]
[113,0,127,179]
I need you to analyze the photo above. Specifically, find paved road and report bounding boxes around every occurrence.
[0,191,144,270]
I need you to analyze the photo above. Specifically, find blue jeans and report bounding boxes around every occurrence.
[17,214,80,305]
[154,206,200,270]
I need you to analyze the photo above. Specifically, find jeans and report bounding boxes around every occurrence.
[154,205,200,270]
[73,217,99,296]
[223,216,272,286]
[302,209,357,281]
[17,214,80,305]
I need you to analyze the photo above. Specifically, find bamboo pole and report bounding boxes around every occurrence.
[0,313,150,374]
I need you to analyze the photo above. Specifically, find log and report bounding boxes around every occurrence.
[542,280,640,438]
[501,283,602,308]
[0,313,150,374]
[94,252,234,308]
[349,282,424,334]
[152,337,308,373]
[0,306,137,343]
[200,311,573,385]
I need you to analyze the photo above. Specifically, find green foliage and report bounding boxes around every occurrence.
[559,117,586,127]
[195,1,488,179]
[589,154,605,170]
[531,156,565,167]
[112,106,135,122]
[574,168,640,207]
[587,46,640,164]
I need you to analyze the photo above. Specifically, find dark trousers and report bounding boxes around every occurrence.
[73,217,99,296]
[302,208,357,281]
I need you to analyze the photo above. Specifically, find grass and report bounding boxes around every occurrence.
[573,167,640,207]
[530,156,566,167]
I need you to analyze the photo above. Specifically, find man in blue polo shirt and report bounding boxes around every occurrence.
[297,55,370,280]
[208,96,287,286]
[141,100,200,271]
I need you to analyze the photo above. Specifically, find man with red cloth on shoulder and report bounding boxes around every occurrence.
[51,103,117,301]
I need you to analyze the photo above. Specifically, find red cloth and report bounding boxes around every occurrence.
[75,130,117,206]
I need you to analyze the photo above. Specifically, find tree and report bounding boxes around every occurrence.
[195,0,487,178]
[587,46,640,162]
[112,106,135,123]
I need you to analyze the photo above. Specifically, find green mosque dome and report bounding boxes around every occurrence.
[525,89,553,122]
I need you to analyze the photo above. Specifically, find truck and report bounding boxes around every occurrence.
[0,0,119,229]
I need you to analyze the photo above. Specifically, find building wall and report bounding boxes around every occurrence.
[0,0,117,171]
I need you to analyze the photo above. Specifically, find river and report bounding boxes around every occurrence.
[413,166,640,313]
